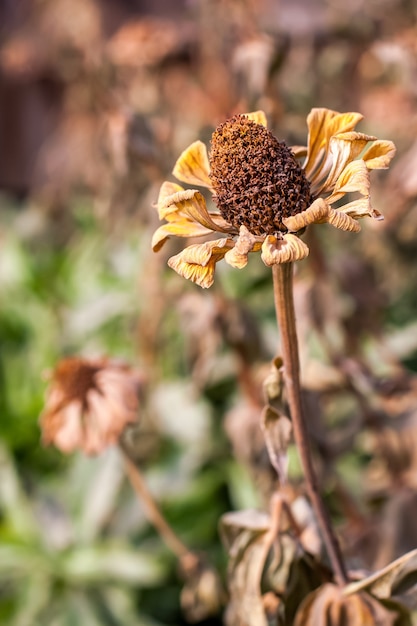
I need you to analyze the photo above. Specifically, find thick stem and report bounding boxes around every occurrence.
[121,446,198,568]
[272,262,348,586]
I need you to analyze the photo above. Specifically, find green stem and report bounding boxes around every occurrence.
[272,262,348,586]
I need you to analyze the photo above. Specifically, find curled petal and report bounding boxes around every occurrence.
[328,209,361,232]
[341,198,383,220]
[321,133,375,193]
[243,110,267,127]
[157,181,184,217]
[224,225,261,268]
[362,139,396,169]
[172,140,212,188]
[261,233,309,266]
[168,238,235,288]
[327,160,370,204]
[283,198,330,231]
[152,220,214,252]
[44,400,84,454]
[304,108,363,180]
[162,189,231,232]
[291,145,308,159]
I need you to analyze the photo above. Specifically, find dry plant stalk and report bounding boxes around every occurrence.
[152,108,395,588]
[272,261,347,585]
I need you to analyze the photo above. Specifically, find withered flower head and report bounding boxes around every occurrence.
[40,357,143,455]
[152,109,395,288]
[210,115,313,235]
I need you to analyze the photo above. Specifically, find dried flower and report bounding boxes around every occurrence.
[40,357,143,455]
[152,109,395,288]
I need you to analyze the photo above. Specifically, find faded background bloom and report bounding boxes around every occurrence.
[40,357,143,455]
[1,0,417,624]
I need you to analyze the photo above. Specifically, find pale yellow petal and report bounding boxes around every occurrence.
[361,140,396,170]
[340,198,383,220]
[157,181,184,217]
[224,225,260,268]
[304,108,363,180]
[327,160,370,204]
[243,110,267,127]
[282,198,330,231]
[261,233,309,266]
[168,238,234,288]
[320,133,375,193]
[172,140,212,188]
[327,209,361,232]
[151,220,214,252]
[162,189,230,232]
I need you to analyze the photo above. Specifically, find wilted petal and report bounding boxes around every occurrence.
[162,189,230,232]
[283,198,330,232]
[321,132,376,193]
[304,108,363,180]
[224,225,260,268]
[86,389,134,454]
[97,369,141,411]
[172,140,212,188]
[43,387,66,415]
[152,220,214,252]
[261,233,309,266]
[327,160,370,204]
[156,181,184,218]
[88,389,121,433]
[327,209,361,232]
[49,400,84,453]
[243,110,267,127]
[362,139,396,169]
[341,198,383,220]
[168,238,235,288]
[82,408,106,455]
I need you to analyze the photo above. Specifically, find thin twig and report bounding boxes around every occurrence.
[272,262,348,586]
[120,446,198,568]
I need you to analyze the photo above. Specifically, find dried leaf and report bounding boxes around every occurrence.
[294,583,402,626]
[221,512,272,626]
[261,405,292,483]
[345,549,417,604]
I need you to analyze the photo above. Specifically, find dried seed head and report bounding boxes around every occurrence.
[209,115,313,235]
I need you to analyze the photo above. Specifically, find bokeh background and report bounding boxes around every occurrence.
[1,0,417,624]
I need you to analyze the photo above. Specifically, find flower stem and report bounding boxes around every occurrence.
[120,446,198,568]
[272,262,348,586]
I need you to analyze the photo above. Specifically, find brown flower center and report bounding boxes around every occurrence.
[53,357,102,408]
[209,115,313,236]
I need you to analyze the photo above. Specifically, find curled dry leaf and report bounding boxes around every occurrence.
[220,509,273,626]
[261,405,292,484]
[294,583,404,626]
[345,548,417,612]
[220,502,326,626]
[261,357,292,484]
